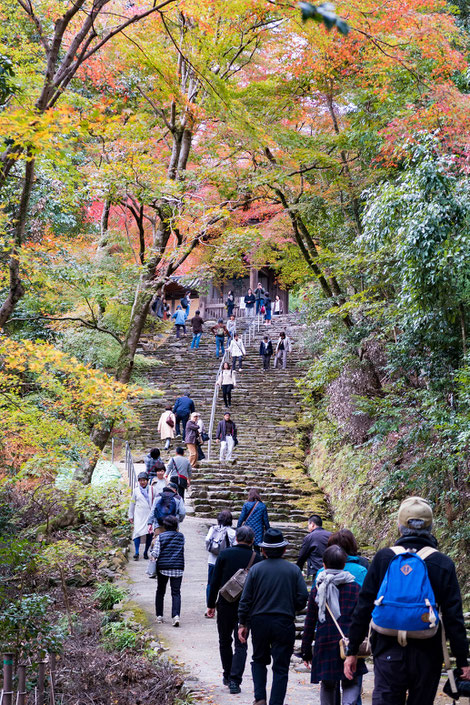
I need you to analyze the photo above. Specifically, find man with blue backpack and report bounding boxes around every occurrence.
[147,483,186,534]
[344,496,469,704]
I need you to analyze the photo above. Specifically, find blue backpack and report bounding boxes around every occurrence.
[371,546,439,646]
[154,496,177,525]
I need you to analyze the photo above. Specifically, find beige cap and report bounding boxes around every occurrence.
[190,412,200,420]
[398,497,433,528]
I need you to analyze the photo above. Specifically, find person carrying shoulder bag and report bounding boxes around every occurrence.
[301,545,367,705]
[207,525,262,695]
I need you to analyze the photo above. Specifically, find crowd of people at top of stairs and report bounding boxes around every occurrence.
[159,285,289,363]
[129,482,470,705]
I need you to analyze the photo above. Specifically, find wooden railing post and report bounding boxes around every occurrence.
[37,660,46,705]
[16,664,26,705]
[2,653,13,705]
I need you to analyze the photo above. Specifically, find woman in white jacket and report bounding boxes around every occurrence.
[158,405,176,450]
[128,472,154,560]
[228,333,246,372]
[217,362,237,408]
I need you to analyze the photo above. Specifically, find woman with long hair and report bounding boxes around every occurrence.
[217,361,237,408]
[237,488,270,552]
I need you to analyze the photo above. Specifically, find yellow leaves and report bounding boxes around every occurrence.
[0,337,143,478]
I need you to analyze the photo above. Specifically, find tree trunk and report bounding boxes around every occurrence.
[0,257,25,328]
[115,287,154,384]
[0,156,35,327]
[73,423,115,484]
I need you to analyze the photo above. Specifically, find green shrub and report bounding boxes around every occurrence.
[101,621,138,651]
[0,595,64,660]
[94,581,127,611]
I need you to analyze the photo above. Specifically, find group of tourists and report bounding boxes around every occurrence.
[155,391,237,463]
[130,483,470,704]
[170,284,286,353]
[207,497,469,705]
[243,283,284,320]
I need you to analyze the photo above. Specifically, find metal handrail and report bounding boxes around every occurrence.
[125,441,138,491]
[207,312,262,460]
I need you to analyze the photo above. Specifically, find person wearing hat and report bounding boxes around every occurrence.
[238,528,308,705]
[128,472,153,560]
[344,496,470,704]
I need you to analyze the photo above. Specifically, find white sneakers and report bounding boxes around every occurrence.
[157,615,180,626]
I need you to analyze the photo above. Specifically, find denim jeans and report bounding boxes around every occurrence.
[155,573,182,618]
[232,356,242,371]
[320,679,361,705]
[133,534,152,557]
[255,298,264,314]
[206,563,215,605]
[175,414,189,437]
[216,337,225,358]
[262,354,271,370]
[246,306,255,317]
[191,333,202,349]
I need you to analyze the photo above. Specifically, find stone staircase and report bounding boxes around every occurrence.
[127,312,331,642]
[130,313,329,562]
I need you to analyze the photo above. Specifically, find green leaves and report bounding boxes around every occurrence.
[299,2,350,34]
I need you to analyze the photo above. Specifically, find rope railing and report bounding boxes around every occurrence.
[207,313,262,460]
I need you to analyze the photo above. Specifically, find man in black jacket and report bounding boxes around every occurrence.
[238,528,308,705]
[259,336,273,371]
[344,496,470,704]
[296,514,331,579]
[207,526,261,694]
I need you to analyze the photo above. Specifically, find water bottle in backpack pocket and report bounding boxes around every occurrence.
[371,546,439,646]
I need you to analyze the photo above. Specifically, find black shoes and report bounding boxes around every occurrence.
[223,677,229,686]
[229,681,241,694]
[143,553,149,560]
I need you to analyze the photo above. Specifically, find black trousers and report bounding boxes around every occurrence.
[222,384,233,407]
[250,615,295,705]
[372,644,442,705]
[155,573,182,618]
[217,600,248,685]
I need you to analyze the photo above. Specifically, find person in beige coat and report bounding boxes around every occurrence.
[217,362,237,408]
[158,405,176,450]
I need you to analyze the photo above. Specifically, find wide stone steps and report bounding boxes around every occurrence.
[128,313,328,553]
[126,313,325,642]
